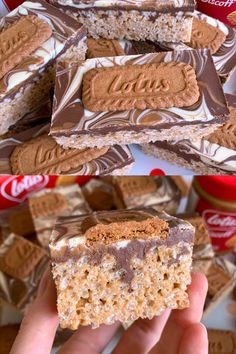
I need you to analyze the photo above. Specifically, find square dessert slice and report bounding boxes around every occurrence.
[142,93,236,175]
[50,208,194,329]
[198,257,236,318]
[51,49,229,149]
[0,0,87,135]
[48,0,195,42]
[0,233,48,312]
[189,11,236,83]
[178,214,214,260]
[29,184,91,248]
[149,10,236,84]
[104,176,181,214]
[0,119,134,175]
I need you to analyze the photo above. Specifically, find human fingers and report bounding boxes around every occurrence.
[10,267,59,354]
[111,310,171,354]
[178,323,208,354]
[57,323,120,354]
[150,273,208,354]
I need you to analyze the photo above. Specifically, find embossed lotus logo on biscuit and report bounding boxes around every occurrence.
[82,62,200,112]
[0,176,49,203]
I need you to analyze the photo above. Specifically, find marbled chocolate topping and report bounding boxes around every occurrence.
[51,50,229,138]
[0,120,134,175]
[226,93,236,108]
[0,100,51,139]
[50,209,194,286]
[50,208,194,248]
[151,11,236,82]
[0,233,49,311]
[113,176,181,209]
[192,11,236,81]
[0,0,86,102]
[49,0,195,12]
[150,94,236,173]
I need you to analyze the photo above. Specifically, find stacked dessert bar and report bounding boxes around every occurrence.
[0,0,86,135]
[49,0,195,42]
[0,0,235,173]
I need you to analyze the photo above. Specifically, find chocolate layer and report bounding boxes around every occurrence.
[0,99,51,139]
[149,94,236,173]
[51,50,229,138]
[193,12,236,82]
[50,209,194,285]
[150,11,236,82]
[49,0,195,12]
[0,233,48,311]
[50,208,194,255]
[0,0,86,102]
[0,115,134,175]
[29,184,91,248]
[108,176,181,210]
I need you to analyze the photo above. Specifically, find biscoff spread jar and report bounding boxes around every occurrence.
[197,0,236,27]
[187,176,236,253]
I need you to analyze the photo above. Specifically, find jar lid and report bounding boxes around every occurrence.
[195,176,236,202]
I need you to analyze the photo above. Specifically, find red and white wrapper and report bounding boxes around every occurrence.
[0,0,24,16]
[0,176,93,210]
[187,177,236,254]
[197,0,236,27]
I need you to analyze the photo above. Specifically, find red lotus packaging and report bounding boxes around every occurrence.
[0,176,93,210]
[187,176,236,254]
[196,0,236,27]
[0,0,23,16]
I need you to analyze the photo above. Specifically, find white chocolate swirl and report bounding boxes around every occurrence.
[51,50,228,137]
[49,0,192,10]
[0,0,84,101]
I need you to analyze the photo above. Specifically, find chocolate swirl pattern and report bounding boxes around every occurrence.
[51,50,228,137]
[48,0,194,11]
[0,0,85,101]
[0,118,134,175]
[193,11,236,82]
[151,11,236,82]
[50,208,193,247]
[151,95,236,173]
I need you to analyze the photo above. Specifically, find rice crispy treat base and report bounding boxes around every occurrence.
[63,9,193,42]
[52,242,192,329]
[0,41,86,135]
[54,124,221,150]
[142,143,226,175]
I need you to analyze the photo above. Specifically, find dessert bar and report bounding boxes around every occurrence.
[82,179,117,211]
[142,94,236,175]
[49,0,195,42]
[190,11,236,83]
[51,50,229,149]
[147,11,236,83]
[202,257,236,318]
[0,234,48,311]
[105,176,181,214]
[0,0,86,135]
[29,184,91,248]
[178,214,214,260]
[50,208,194,329]
[0,122,134,176]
